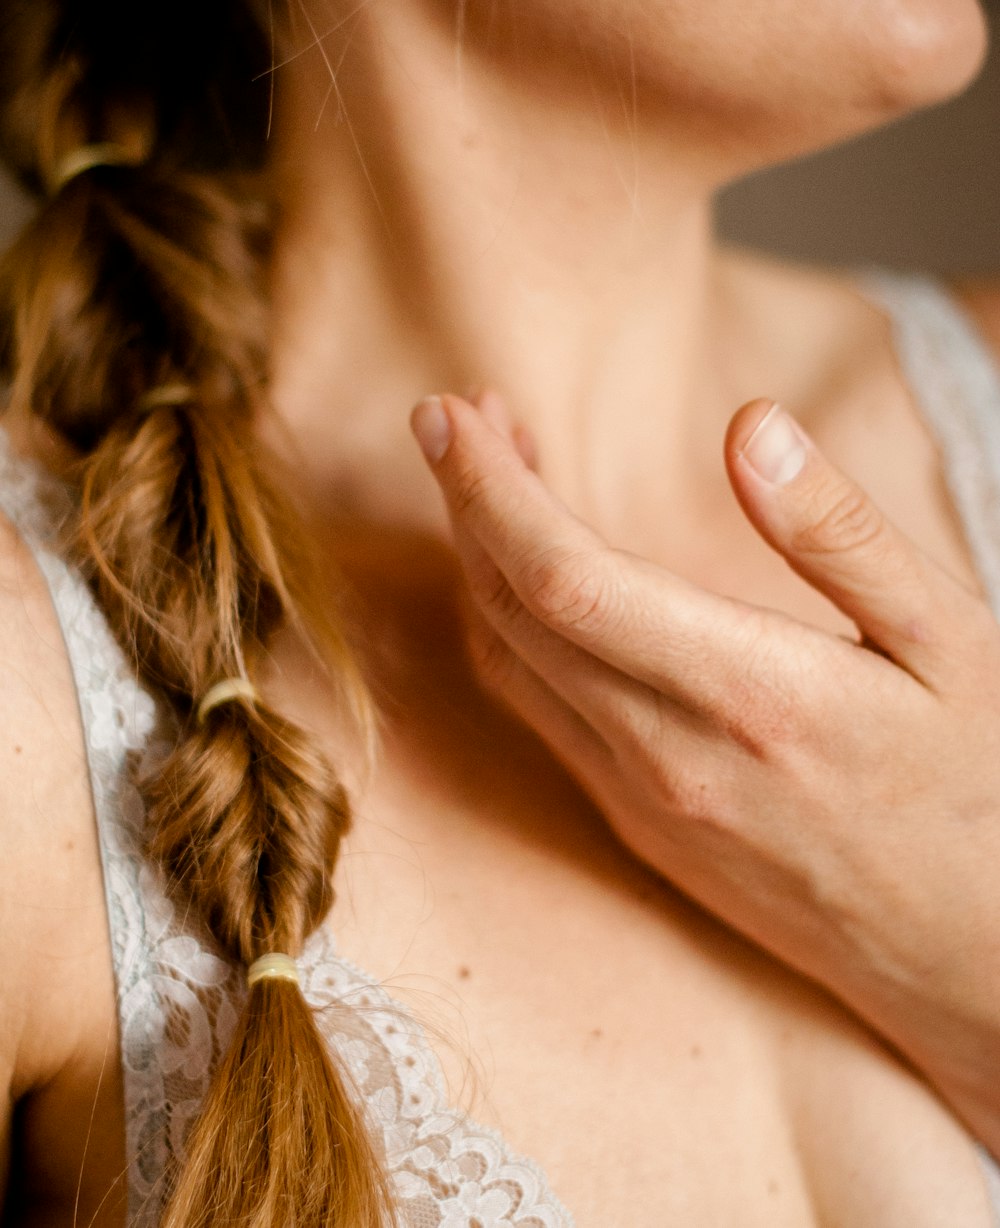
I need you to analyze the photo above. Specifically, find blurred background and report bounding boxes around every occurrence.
[0,3,997,272]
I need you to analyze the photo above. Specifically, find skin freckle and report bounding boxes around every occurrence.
[689,1044,703,1059]
[457,965,471,980]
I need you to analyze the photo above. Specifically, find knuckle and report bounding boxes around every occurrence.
[523,547,614,635]
[792,483,887,558]
[699,619,809,759]
[450,463,495,520]
[607,749,735,859]
[612,703,732,827]
[716,673,803,759]
[665,762,735,835]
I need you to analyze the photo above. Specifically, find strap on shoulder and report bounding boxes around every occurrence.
[858,268,1000,617]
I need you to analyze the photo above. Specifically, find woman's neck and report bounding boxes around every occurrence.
[265,0,746,542]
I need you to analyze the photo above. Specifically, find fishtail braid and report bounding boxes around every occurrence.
[0,1,394,1224]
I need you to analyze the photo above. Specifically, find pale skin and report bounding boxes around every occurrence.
[3,0,1000,1223]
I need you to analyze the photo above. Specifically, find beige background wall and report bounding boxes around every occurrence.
[0,7,997,272]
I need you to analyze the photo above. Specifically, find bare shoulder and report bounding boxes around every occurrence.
[0,500,117,1196]
[0,484,129,1221]
[714,245,894,403]
[718,248,1000,400]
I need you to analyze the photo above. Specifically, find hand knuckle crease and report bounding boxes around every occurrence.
[794,488,884,556]
[528,553,605,630]
[452,467,493,518]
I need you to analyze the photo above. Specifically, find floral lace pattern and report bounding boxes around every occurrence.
[0,430,576,1227]
[1,270,1000,1227]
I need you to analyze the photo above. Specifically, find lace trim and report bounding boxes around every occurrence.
[306,934,578,1228]
[860,269,1000,618]
[0,431,175,1219]
[5,266,1000,1228]
[978,1149,1000,1228]
[859,270,1000,1225]
[0,427,577,1226]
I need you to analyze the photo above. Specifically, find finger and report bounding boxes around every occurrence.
[725,398,986,691]
[462,605,721,842]
[472,386,513,434]
[448,489,696,755]
[416,393,631,719]
[472,387,539,470]
[462,606,617,775]
[411,393,815,727]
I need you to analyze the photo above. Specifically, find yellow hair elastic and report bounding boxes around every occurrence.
[136,383,194,412]
[196,677,260,726]
[247,953,300,989]
[49,142,137,194]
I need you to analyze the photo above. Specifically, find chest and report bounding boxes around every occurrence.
[321,672,990,1227]
[313,363,990,1224]
[21,326,994,1226]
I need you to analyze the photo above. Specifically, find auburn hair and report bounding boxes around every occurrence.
[0,1,395,1223]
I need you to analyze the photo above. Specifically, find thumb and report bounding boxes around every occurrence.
[724,398,964,687]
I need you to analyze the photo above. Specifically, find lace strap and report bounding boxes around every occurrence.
[0,425,170,1221]
[0,424,579,1226]
[977,1148,1000,1228]
[860,272,1000,1223]
[859,269,1000,616]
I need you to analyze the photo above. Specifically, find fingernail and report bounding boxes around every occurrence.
[741,404,807,486]
[411,396,452,462]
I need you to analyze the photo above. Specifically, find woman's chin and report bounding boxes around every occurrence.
[858,0,989,118]
[716,0,989,181]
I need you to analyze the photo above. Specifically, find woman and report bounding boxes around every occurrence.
[0,0,999,1224]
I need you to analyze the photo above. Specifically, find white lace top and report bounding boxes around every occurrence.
[0,270,999,1227]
